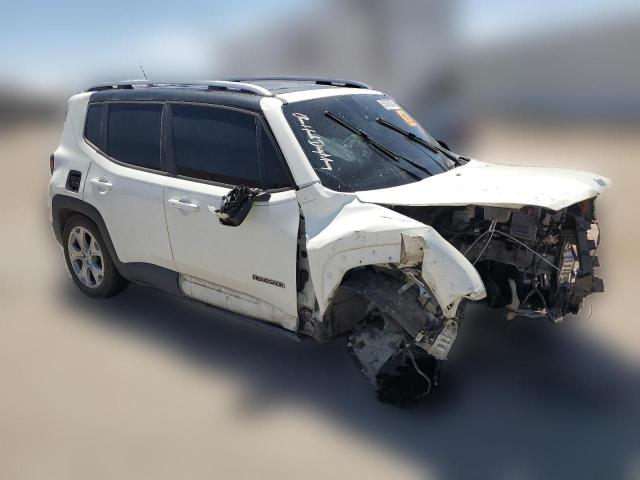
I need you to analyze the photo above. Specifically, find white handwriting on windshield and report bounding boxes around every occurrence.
[292,112,333,171]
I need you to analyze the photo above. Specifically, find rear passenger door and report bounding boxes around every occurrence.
[162,103,300,328]
[83,102,174,270]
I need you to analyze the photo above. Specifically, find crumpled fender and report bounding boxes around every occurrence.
[298,184,486,317]
[413,230,487,317]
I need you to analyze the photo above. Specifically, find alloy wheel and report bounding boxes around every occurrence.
[67,226,104,288]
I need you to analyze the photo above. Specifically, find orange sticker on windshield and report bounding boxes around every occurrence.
[396,109,417,127]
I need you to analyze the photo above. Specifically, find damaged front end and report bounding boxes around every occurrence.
[393,197,604,323]
[298,178,607,405]
[315,197,605,405]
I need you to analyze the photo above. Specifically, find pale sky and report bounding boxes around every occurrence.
[1,0,638,92]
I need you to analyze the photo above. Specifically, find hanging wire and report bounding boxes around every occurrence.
[463,228,493,256]
[405,346,432,396]
[471,220,497,265]
[494,230,561,272]
[584,296,594,321]
[464,221,561,273]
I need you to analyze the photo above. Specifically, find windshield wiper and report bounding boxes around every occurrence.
[376,117,465,167]
[324,111,433,178]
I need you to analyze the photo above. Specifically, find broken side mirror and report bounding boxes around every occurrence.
[214,185,269,227]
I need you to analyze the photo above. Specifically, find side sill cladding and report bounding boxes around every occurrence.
[51,194,181,296]
[180,274,298,331]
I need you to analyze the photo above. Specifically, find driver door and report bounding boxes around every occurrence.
[162,103,300,329]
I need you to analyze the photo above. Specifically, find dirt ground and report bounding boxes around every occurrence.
[0,121,639,480]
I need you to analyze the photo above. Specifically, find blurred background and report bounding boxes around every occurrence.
[1,1,639,479]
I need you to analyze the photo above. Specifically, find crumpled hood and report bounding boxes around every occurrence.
[356,160,612,211]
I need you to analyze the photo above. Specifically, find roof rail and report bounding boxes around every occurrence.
[227,76,372,90]
[85,80,274,96]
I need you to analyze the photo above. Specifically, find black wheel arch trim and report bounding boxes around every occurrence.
[52,194,181,296]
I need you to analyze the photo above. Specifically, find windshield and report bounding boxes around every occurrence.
[283,94,455,192]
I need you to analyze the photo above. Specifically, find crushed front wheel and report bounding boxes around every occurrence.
[336,269,459,406]
[348,311,440,407]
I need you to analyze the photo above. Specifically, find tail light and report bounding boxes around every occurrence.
[49,154,55,174]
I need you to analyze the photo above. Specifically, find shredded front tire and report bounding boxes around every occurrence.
[336,269,461,406]
[348,313,440,407]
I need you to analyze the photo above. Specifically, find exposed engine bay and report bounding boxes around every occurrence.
[393,198,604,322]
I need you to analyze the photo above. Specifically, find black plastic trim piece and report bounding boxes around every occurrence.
[65,170,82,192]
[162,103,177,176]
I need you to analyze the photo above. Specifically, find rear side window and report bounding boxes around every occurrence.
[107,103,162,170]
[171,104,261,187]
[84,104,104,148]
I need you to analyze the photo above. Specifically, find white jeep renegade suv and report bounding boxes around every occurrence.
[49,77,610,404]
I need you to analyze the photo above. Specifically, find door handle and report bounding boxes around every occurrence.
[89,177,113,192]
[167,198,199,212]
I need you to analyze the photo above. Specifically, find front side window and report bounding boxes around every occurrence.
[171,104,262,187]
[107,103,162,170]
[283,94,454,192]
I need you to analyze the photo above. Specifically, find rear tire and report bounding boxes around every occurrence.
[62,215,126,298]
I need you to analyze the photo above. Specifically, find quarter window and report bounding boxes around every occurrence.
[171,104,262,187]
[106,103,162,170]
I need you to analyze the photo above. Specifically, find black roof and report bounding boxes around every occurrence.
[87,77,371,109]
[227,76,371,93]
[235,80,342,94]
